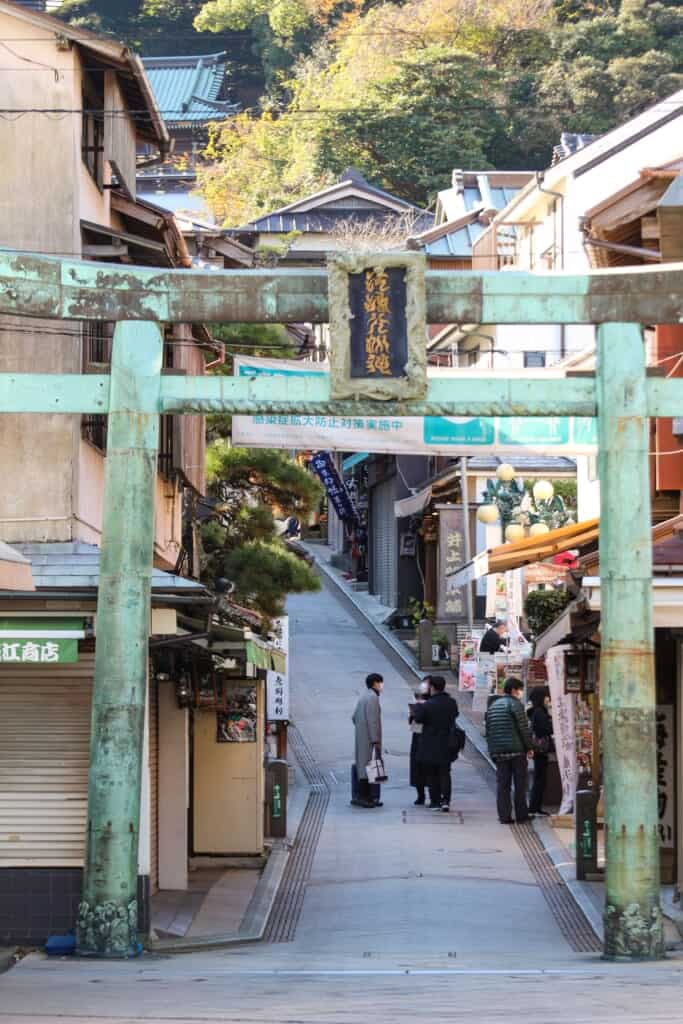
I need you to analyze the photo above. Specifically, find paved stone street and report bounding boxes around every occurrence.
[2,577,683,1023]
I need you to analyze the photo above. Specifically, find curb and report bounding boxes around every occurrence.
[532,817,604,942]
[149,761,310,954]
[0,949,17,975]
[308,545,602,945]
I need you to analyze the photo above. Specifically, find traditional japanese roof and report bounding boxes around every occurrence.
[12,543,208,595]
[240,169,431,235]
[141,52,240,127]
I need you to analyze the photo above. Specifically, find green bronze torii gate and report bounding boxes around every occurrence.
[2,251,683,961]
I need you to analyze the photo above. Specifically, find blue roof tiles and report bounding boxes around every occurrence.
[142,52,240,126]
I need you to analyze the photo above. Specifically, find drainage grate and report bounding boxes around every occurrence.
[401,809,464,824]
[264,724,330,943]
[468,742,602,953]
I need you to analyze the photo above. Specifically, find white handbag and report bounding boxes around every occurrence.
[366,750,388,783]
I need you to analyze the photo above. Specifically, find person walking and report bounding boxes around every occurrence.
[352,672,384,808]
[409,681,430,805]
[413,675,459,812]
[527,686,554,816]
[485,677,534,824]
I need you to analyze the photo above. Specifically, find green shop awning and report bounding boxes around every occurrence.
[0,617,84,665]
[245,638,286,674]
[343,452,369,473]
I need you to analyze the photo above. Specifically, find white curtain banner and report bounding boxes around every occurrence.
[546,644,576,815]
[232,357,597,456]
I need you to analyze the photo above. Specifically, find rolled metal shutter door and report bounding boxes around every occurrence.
[0,652,95,868]
[371,478,398,608]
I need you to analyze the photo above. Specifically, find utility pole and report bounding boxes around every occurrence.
[597,323,663,960]
[76,322,163,957]
[460,457,474,631]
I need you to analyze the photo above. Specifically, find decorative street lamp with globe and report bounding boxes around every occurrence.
[476,464,570,540]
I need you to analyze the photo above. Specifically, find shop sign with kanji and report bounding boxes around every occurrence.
[0,638,78,663]
[328,252,427,401]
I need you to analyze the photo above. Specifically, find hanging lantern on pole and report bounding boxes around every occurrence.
[529,521,551,537]
[496,463,516,483]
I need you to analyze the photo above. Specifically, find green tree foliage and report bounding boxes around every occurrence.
[316,48,507,204]
[55,0,259,67]
[524,588,572,637]
[201,447,322,620]
[197,0,683,221]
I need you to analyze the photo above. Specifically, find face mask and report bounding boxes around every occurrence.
[376,682,384,693]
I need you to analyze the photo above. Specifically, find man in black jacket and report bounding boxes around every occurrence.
[479,619,507,654]
[413,675,459,812]
[485,677,534,824]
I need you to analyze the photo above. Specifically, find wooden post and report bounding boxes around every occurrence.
[597,323,663,960]
[76,322,163,957]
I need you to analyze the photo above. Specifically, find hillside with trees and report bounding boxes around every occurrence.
[56,0,683,223]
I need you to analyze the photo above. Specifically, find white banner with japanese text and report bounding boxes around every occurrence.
[267,616,290,722]
[546,645,576,816]
[232,357,598,456]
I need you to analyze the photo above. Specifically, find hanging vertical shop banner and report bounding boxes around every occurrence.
[267,616,290,723]
[436,504,467,622]
[231,357,598,455]
[656,705,675,849]
[310,451,359,523]
[546,645,576,815]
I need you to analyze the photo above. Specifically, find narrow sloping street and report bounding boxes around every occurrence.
[4,577,683,1023]
[284,578,575,956]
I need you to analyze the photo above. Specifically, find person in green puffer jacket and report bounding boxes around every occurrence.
[485,677,535,824]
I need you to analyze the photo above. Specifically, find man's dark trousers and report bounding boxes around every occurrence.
[495,754,529,823]
[426,762,452,806]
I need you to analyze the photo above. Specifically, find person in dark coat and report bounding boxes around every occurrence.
[485,677,534,824]
[413,675,459,812]
[527,686,553,815]
[409,681,430,805]
[479,620,507,654]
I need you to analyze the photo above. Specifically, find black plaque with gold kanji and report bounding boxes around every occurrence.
[348,267,408,379]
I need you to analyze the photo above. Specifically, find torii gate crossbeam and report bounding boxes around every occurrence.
[2,254,683,962]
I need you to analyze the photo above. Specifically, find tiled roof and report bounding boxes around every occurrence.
[247,208,433,234]
[15,542,208,593]
[243,169,431,234]
[467,456,576,473]
[551,132,600,166]
[141,52,240,125]
[430,171,534,257]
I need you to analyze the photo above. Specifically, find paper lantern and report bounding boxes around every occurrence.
[529,522,550,537]
[477,503,499,524]
[496,463,516,482]
[505,523,525,543]
[533,479,554,503]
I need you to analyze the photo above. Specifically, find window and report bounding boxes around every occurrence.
[524,350,546,368]
[82,109,104,188]
[81,74,105,189]
[81,322,112,452]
